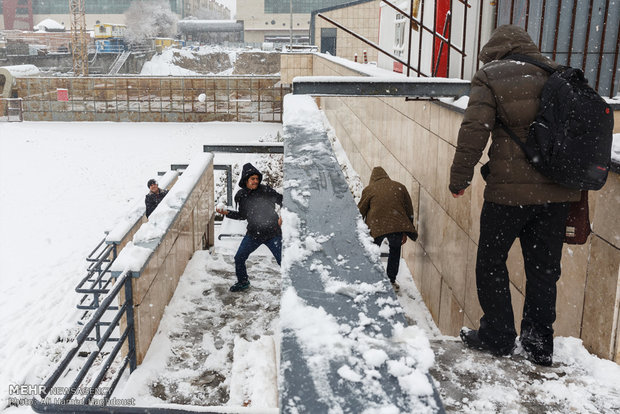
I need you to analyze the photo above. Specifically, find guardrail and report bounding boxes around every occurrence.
[75,236,119,342]
[32,270,136,411]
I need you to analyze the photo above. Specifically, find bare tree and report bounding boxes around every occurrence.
[124,0,178,44]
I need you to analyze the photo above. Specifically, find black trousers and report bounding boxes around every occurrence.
[476,201,569,356]
[374,232,403,283]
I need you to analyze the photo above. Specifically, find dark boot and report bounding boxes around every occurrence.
[460,328,515,357]
[229,280,250,292]
[520,336,553,366]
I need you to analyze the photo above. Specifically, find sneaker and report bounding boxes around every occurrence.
[460,327,515,357]
[229,281,250,292]
[521,339,553,366]
[391,282,400,292]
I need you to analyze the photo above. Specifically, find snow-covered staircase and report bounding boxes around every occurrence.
[129,249,281,408]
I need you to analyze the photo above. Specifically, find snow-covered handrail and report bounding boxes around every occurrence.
[280,95,445,413]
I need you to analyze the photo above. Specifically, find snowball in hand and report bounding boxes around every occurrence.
[216,202,226,211]
[198,93,206,103]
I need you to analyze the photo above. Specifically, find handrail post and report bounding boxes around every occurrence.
[124,271,137,372]
[225,165,233,207]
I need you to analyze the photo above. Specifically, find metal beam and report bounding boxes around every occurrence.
[292,78,470,98]
[203,144,284,154]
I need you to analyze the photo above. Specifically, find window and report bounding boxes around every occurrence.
[265,0,356,14]
[393,13,407,58]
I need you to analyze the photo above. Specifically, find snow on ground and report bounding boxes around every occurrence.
[115,244,281,410]
[0,121,281,412]
[140,45,242,76]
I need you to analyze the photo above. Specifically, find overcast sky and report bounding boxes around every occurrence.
[216,0,236,18]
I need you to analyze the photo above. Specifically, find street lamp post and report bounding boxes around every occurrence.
[289,0,293,51]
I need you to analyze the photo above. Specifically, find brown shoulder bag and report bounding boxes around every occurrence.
[564,190,591,245]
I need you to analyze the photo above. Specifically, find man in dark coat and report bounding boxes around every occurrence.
[216,163,283,292]
[145,179,168,218]
[450,25,580,366]
[358,166,418,291]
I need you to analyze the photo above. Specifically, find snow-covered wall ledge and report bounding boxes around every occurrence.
[110,153,215,364]
[105,170,179,252]
[280,94,445,413]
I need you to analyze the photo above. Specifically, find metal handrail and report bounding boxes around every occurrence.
[75,238,119,343]
[32,270,136,411]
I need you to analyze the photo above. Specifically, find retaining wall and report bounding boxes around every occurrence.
[111,156,215,364]
[12,76,289,122]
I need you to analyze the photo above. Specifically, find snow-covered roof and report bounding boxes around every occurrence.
[34,18,65,31]
[0,65,40,77]
[178,19,243,33]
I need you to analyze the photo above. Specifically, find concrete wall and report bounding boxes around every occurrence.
[119,163,215,365]
[283,53,620,363]
[312,0,380,63]
[12,76,288,122]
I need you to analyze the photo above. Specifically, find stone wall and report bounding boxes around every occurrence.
[284,53,620,363]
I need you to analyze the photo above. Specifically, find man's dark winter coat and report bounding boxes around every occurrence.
[449,24,580,205]
[227,163,283,242]
[358,167,417,240]
[145,189,168,218]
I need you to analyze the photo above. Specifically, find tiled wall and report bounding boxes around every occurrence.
[122,164,215,364]
[288,54,620,363]
[280,54,314,84]
[313,0,381,63]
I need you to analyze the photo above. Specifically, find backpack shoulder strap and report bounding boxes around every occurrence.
[504,53,555,74]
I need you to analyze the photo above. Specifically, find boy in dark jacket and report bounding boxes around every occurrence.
[216,163,283,292]
[145,179,168,218]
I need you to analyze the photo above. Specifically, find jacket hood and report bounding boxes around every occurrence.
[238,163,263,188]
[479,25,543,64]
[369,166,389,184]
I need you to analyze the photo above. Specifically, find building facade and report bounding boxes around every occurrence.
[237,0,359,45]
[311,0,380,63]
[0,0,231,31]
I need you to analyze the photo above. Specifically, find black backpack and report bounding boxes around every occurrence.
[497,54,614,191]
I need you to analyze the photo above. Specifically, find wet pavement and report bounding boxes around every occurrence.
[430,338,620,413]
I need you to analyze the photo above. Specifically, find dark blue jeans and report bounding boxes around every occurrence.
[234,235,282,283]
[374,232,403,283]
